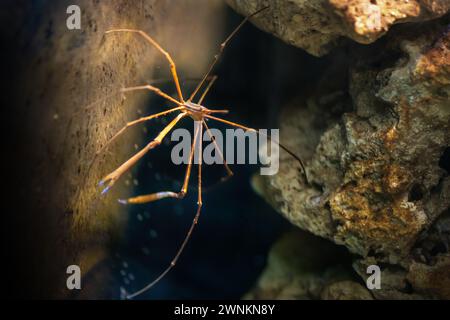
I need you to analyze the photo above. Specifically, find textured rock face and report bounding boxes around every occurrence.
[226,0,449,56]
[11,0,224,298]
[330,0,450,42]
[243,231,367,299]
[252,16,450,299]
[321,280,373,300]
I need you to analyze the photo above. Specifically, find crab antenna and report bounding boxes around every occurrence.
[188,6,270,102]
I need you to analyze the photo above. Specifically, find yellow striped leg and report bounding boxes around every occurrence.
[99,113,186,194]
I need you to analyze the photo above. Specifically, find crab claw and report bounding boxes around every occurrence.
[118,199,128,205]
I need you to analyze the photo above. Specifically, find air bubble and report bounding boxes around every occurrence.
[149,229,158,239]
[119,287,127,300]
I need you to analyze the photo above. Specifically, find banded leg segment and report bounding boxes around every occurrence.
[105,29,185,102]
[100,113,186,193]
[196,124,203,206]
[204,114,309,183]
[126,122,205,299]
[121,85,181,106]
[118,120,202,205]
[95,107,183,161]
[197,75,218,105]
[189,6,269,102]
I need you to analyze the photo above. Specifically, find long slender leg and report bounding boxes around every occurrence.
[121,84,181,106]
[188,6,269,102]
[204,114,309,184]
[100,112,186,194]
[97,107,183,161]
[78,77,214,116]
[69,83,181,184]
[197,75,218,105]
[69,84,181,178]
[74,79,186,119]
[105,29,185,102]
[118,121,201,205]
[202,120,233,180]
[205,115,255,131]
[208,109,229,114]
[77,107,184,209]
[126,122,204,299]
[74,85,180,174]
[197,124,203,206]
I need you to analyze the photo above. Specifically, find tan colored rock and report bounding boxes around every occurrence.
[226,0,449,56]
[12,0,225,298]
[408,254,450,299]
[253,17,450,299]
[244,231,355,300]
[321,280,373,299]
[330,0,449,43]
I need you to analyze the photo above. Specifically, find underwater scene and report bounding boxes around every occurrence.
[4,0,450,304]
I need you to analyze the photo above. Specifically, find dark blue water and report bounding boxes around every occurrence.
[81,115,291,299]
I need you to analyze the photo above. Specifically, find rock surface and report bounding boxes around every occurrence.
[244,230,366,299]
[226,0,450,56]
[252,16,450,299]
[11,0,224,298]
[321,280,374,300]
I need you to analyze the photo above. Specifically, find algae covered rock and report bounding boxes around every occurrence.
[321,280,373,300]
[244,230,368,299]
[252,15,450,299]
[226,0,449,56]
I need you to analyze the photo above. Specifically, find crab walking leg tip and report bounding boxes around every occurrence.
[101,186,111,195]
[98,180,105,186]
[118,199,128,205]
